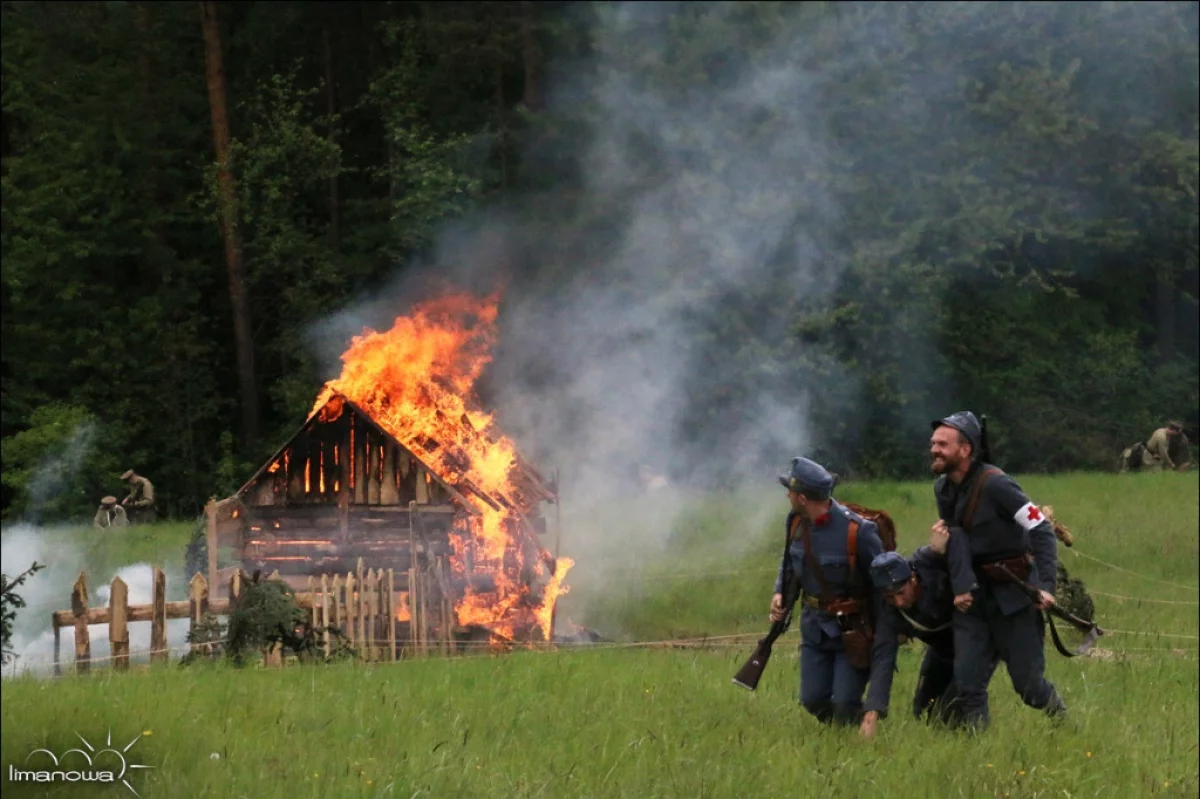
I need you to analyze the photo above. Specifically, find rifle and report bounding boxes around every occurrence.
[997,563,1104,657]
[733,514,804,691]
[979,414,992,464]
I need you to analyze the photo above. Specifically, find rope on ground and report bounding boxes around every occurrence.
[1101,628,1200,640]
[1065,547,1198,592]
[1091,589,1199,605]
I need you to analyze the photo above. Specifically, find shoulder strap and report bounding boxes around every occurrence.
[962,467,1001,533]
[799,517,834,602]
[847,520,860,573]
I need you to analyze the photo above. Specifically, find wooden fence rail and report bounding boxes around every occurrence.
[48,557,455,674]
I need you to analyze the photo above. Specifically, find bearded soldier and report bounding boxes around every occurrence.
[930,412,1066,731]
[769,457,886,727]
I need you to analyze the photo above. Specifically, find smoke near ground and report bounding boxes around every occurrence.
[307,3,1197,619]
[1,524,190,678]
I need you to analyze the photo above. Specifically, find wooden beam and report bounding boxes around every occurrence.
[206,498,219,589]
[109,576,129,671]
[151,567,167,664]
[72,573,90,674]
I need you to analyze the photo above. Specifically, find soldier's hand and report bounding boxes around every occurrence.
[953,592,974,612]
[930,521,950,555]
[859,710,878,740]
[1035,590,1056,610]
[769,593,786,622]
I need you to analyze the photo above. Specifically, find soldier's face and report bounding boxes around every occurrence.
[929,427,968,474]
[884,576,919,609]
[787,489,805,512]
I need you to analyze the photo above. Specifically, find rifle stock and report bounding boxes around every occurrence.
[732,577,800,691]
[733,511,805,692]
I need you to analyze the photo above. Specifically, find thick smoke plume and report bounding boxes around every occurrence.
[312,3,1196,615]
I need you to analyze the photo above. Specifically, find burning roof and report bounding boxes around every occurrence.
[304,291,573,640]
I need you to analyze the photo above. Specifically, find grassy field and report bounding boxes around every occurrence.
[2,472,1197,798]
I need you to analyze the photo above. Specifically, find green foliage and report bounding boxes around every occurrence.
[224,574,310,665]
[0,0,1197,513]
[0,404,121,523]
[0,562,44,665]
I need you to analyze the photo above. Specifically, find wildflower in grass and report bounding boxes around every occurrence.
[142,730,153,737]
[1086,751,1092,758]
[1017,770,1026,776]
[986,764,993,769]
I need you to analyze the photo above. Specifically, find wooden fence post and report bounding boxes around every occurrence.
[356,558,366,658]
[150,567,167,664]
[72,573,90,674]
[265,570,282,667]
[188,573,210,656]
[321,574,331,658]
[386,569,396,661]
[345,571,357,653]
[109,576,129,671]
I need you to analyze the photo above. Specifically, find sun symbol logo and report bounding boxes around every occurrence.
[52,729,153,796]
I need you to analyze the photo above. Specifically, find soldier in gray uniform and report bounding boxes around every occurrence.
[861,544,999,738]
[930,411,1066,731]
[769,457,886,727]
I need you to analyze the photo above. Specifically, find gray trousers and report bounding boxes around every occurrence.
[953,592,1064,729]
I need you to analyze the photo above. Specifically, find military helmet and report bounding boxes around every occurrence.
[101,496,118,506]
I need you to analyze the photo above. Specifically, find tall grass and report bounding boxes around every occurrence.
[2,472,1196,798]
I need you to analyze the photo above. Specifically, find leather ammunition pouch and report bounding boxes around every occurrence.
[837,613,874,671]
[976,553,1034,584]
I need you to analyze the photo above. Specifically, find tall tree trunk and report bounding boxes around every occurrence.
[519,0,540,112]
[200,0,260,447]
[322,13,341,255]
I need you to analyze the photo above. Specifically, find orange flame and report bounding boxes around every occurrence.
[313,291,571,641]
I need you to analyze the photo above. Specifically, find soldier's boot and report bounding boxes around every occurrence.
[801,700,834,724]
[1042,690,1068,723]
[831,703,863,727]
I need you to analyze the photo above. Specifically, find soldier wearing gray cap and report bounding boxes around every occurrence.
[859,535,999,738]
[929,411,1065,731]
[769,457,886,727]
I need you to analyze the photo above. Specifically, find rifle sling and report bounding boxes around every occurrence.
[799,514,862,607]
[1044,611,1079,658]
[961,467,1001,533]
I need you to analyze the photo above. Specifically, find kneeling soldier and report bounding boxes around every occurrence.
[769,457,885,727]
[860,532,998,739]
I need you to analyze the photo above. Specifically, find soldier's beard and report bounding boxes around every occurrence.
[931,454,960,475]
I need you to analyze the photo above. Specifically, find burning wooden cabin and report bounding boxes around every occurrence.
[204,388,568,649]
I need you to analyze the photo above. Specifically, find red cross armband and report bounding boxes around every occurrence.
[1014,502,1045,532]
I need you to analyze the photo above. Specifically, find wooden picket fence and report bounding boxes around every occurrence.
[48,557,454,674]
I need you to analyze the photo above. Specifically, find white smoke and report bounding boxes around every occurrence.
[305,2,1197,622]
[1,524,190,679]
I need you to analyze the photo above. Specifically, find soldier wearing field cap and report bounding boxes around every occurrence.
[120,469,157,523]
[860,532,999,739]
[929,411,1065,731]
[93,496,128,530]
[769,457,885,727]
[1145,421,1192,472]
